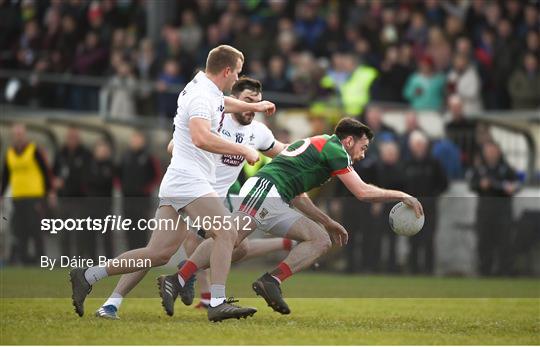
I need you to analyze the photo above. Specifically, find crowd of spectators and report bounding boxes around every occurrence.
[1,0,539,117]
[335,106,527,276]
[1,123,161,264]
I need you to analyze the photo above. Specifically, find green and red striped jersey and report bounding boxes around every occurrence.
[256,134,352,202]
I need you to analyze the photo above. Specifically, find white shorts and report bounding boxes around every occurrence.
[233,176,302,237]
[158,167,215,211]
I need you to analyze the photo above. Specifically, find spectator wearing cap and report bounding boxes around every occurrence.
[403,55,446,111]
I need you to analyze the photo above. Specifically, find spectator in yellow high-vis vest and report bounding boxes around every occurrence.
[1,123,51,265]
[318,53,378,118]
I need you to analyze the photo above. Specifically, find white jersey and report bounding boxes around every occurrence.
[213,114,275,197]
[169,71,224,183]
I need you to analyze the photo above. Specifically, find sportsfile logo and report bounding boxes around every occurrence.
[40,215,253,234]
[40,215,184,234]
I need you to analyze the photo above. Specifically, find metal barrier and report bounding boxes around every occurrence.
[0,69,311,120]
[1,68,538,182]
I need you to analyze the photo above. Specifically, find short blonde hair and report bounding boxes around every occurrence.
[206,45,244,75]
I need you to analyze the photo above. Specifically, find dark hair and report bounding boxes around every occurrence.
[206,45,244,75]
[231,76,262,97]
[334,117,374,141]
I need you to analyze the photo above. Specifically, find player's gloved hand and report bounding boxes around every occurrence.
[323,220,348,247]
[242,146,260,165]
[402,196,424,218]
[253,101,276,116]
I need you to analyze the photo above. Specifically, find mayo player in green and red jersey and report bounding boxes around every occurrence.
[172,117,424,315]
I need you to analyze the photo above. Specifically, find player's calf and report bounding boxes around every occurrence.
[150,244,179,267]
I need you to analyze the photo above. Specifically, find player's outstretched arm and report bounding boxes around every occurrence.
[189,118,259,165]
[291,193,348,246]
[338,170,424,217]
[261,140,287,158]
[224,96,276,116]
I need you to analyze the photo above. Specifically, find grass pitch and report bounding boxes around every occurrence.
[1,268,539,345]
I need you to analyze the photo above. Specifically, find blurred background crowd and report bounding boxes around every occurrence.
[1,0,539,277]
[1,0,539,116]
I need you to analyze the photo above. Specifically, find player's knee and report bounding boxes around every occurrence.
[212,227,238,246]
[151,246,176,266]
[226,228,239,245]
[232,239,248,263]
[314,231,332,253]
[236,238,249,255]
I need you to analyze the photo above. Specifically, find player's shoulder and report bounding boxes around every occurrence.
[322,134,348,154]
[250,119,271,132]
[182,84,215,101]
[312,134,338,149]
[183,74,221,100]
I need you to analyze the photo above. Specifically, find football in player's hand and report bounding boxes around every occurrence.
[388,201,424,236]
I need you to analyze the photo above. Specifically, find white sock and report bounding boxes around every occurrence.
[271,275,282,284]
[177,274,185,287]
[209,284,226,307]
[84,266,108,285]
[103,292,123,309]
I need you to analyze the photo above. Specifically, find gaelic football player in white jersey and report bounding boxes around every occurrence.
[95,77,300,319]
[70,45,277,322]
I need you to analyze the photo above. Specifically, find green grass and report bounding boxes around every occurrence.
[1,268,539,345]
[2,267,539,298]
